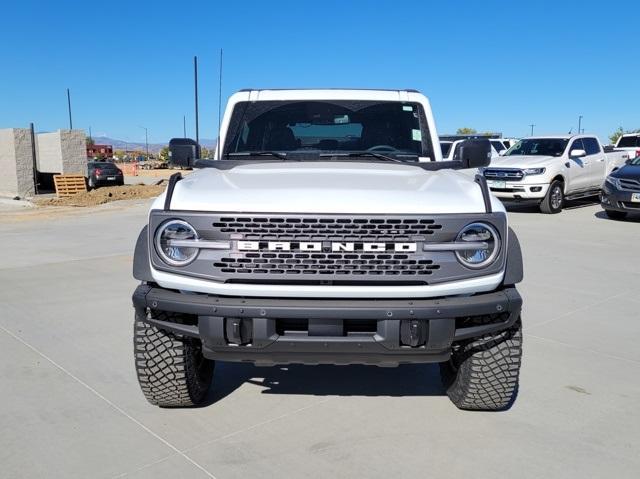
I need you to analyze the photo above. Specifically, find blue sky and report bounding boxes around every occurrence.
[1,0,638,144]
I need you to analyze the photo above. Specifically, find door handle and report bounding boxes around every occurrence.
[598,158,605,162]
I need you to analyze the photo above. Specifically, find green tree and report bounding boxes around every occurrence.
[159,146,171,161]
[456,127,477,135]
[609,127,625,145]
[610,127,640,145]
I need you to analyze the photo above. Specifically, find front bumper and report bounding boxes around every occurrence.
[487,181,549,201]
[132,284,522,367]
[601,186,640,212]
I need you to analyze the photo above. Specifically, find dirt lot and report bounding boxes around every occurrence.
[34,184,165,207]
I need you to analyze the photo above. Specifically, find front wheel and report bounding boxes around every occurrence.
[440,319,522,411]
[540,180,564,214]
[134,310,214,407]
[604,209,627,220]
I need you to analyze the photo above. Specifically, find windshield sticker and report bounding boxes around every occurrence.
[403,105,413,112]
[412,129,422,142]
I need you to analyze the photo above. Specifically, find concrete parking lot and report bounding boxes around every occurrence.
[0,199,638,478]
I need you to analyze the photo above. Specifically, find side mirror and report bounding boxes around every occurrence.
[570,149,586,158]
[625,158,632,165]
[458,139,491,168]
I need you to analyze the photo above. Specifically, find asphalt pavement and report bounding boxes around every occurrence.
[0,199,638,478]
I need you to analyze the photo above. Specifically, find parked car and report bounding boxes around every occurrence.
[483,135,630,213]
[87,161,124,188]
[132,88,525,412]
[601,155,640,219]
[614,133,640,159]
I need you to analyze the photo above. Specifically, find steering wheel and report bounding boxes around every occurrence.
[366,145,397,152]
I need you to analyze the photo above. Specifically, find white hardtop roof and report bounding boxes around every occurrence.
[523,134,596,140]
[230,88,427,102]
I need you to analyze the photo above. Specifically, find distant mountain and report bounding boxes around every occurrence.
[91,136,217,154]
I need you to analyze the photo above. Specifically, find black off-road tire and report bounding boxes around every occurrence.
[604,209,627,220]
[134,310,214,407]
[440,319,522,411]
[540,180,564,214]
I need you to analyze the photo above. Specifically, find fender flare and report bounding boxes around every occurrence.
[133,225,153,282]
[502,227,524,286]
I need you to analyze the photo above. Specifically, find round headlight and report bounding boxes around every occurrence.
[155,220,199,266]
[455,222,500,269]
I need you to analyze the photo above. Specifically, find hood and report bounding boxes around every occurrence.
[153,161,504,214]
[488,155,559,169]
[611,163,640,179]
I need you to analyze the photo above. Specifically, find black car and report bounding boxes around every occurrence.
[87,161,124,188]
[601,156,640,219]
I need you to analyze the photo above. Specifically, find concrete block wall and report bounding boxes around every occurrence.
[36,129,86,175]
[0,128,35,198]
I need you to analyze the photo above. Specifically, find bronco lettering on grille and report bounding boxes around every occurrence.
[237,241,417,253]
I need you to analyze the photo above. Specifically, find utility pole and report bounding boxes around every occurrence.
[183,115,186,138]
[529,124,535,136]
[89,126,92,141]
[66,88,73,129]
[139,126,149,160]
[578,115,583,134]
[194,56,200,150]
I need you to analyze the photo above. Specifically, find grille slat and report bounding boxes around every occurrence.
[484,168,525,181]
[213,216,441,239]
[618,178,640,191]
[216,252,439,277]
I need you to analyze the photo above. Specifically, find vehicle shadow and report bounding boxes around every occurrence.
[504,197,600,213]
[594,210,640,222]
[205,362,445,404]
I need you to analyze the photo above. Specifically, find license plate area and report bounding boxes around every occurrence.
[488,180,506,189]
[107,176,116,180]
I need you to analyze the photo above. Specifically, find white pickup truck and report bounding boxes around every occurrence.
[615,133,640,160]
[483,135,629,213]
[132,88,525,412]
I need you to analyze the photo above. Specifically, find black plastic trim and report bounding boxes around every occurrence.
[502,227,524,286]
[132,225,153,282]
[475,174,493,213]
[132,284,521,365]
[163,172,182,211]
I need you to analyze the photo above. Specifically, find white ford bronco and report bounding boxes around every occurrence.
[132,89,524,411]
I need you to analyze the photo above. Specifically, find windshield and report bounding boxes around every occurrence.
[504,138,569,157]
[224,100,431,159]
[631,156,640,166]
[617,136,640,148]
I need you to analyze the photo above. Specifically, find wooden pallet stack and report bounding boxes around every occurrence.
[53,175,88,198]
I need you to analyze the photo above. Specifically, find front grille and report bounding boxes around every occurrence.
[213,216,442,241]
[149,211,508,285]
[484,169,524,182]
[215,251,440,277]
[618,178,640,191]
